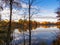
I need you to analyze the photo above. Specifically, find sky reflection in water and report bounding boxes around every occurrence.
[11,26,60,45]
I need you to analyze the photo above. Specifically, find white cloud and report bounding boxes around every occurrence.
[1,7,57,22]
[21,2,28,8]
[0,1,58,22]
[32,18,57,22]
[1,8,21,20]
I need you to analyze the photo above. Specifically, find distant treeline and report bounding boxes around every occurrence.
[0,19,40,31]
[0,19,60,28]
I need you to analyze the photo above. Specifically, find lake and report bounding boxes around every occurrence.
[10,25,60,45]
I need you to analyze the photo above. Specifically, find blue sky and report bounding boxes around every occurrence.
[1,0,59,22]
[37,0,59,16]
[31,0,59,22]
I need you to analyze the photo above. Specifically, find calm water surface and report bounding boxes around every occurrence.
[11,26,60,45]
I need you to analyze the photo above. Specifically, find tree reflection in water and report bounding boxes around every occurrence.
[0,25,60,45]
[52,26,60,45]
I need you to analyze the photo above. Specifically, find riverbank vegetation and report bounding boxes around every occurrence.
[0,19,60,45]
[0,19,60,27]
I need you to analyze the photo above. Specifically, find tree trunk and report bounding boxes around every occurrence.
[6,0,12,45]
[0,14,1,21]
[29,0,31,45]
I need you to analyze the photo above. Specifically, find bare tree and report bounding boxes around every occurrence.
[1,0,40,45]
[21,0,40,45]
[20,2,40,45]
[56,0,60,22]
[20,0,40,45]
[1,0,22,45]
[0,7,3,21]
[0,0,3,21]
[28,0,40,45]
[6,0,12,45]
